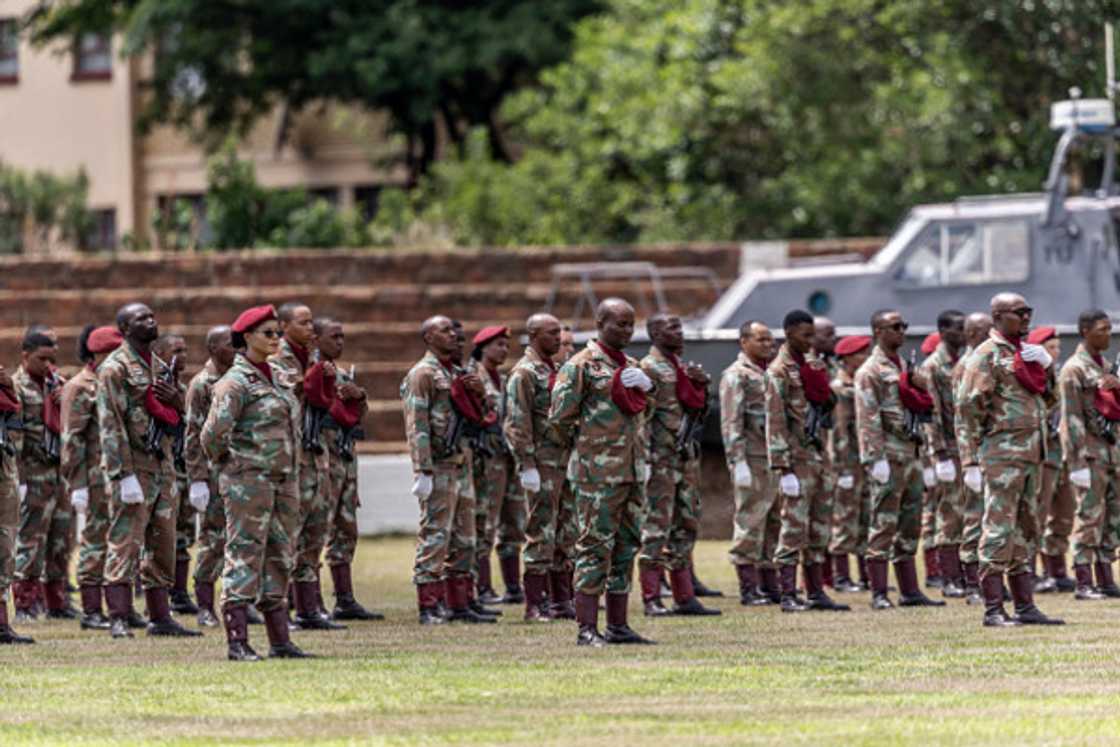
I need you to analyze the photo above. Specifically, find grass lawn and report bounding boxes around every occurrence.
[3,537,1120,746]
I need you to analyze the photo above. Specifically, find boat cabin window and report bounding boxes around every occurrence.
[894,219,1030,287]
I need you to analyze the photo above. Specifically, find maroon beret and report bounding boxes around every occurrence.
[232,305,278,334]
[1027,326,1057,345]
[920,333,941,356]
[472,325,510,347]
[835,335,871,357]
[87,326,123,354]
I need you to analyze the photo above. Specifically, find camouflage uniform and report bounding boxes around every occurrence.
[201,354,301,612]
[324,366,362,569]
[61,367,110,598]
[184,361,225,592]
[827,367,870,558]
[952,351,986,574]
[921,342,966,585]
[0,435,19,615]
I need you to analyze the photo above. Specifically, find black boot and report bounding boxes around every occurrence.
[668,567,721,616]
[1074,564,1106,600]
[145,588,204,637]
[264,608,312,658]
[294,581,346,630]
[445,577,497,624]
[330,564,384,621]
[1095,560,1120,598]
[895,557,946,607]
[778,564,809,612]
[831,554,862,593]
[603,593,655,644]
[79,586,111,630]
[690,565,724,597]
[736,564,771,606]
[0,602,33,644]
[575,592,606,647]
[170,559,199,614]
[981,574,1021,627]
[868,558,893,610]
[223,605,261,662]
[498,554,525,604]
[1009,572,1064,625]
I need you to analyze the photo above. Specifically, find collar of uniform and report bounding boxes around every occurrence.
[869,344,900,371]
[1075,342,1104,371]
[737,350,763,375]
[524,345,555,371]
[232,353,276,385]
[647,345,675,366]
[587,339,626,369]
[203,358,220,380]
[989,328,1018,351]
[123,341,155,372]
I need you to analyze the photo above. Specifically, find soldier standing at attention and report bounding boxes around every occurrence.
[721,320,779,606]
[0,356,31,644]
[551,298,656,646]
[811,317,838,589]
[550,324,579,619]
[957,293,1063,627]
[917,332,944,590]
[98,303,201,639]
[202,305,308,660]
[62,325,122,631]
[855,310,945,610]
[766,310,847,612]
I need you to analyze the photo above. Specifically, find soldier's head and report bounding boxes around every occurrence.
[471,326,511,367]
[937,310,966,351]
[314,317,345,362]
[527,313,563,359]
[782,310,815,356]
[25,323,57,346]
[77,324,96,365]
[812,317,836,357]
[82,325,123,369]
[420,315,457,361]
[648,313,684,356]
[115,303,159,346]
[596,298,636,351]
[232,306,281,361]
[1079,309,1111,354]
[451,320,466,364]
[738,320,773,365]
[278,302,314,349]
[990,293,1032,339]
[964,312,992,348]
[555,325,575,364]
[153,333,187,376]
[835,335,872,374]
[205,325,236,373]
[870,309,907,353]
[20,330,57,379]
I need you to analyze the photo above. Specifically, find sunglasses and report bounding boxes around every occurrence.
[881,321,909,332]
[1008,306,1033,318]
[255,329,282,339]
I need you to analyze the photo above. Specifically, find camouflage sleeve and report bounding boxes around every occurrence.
[401,367,435,473]
[60,384,91,492]
[200,377,244,465]
[854,369,885,464]
[1058,366,1089,471]
[924,361,950,457]
[184,376,211,483]
[548,359,583,449]
[764,369,791,470]
[956,352,993,466]
[96,361,134,480]
[830,392,852,469]
[503,368,536,471]
[719,369,746,469]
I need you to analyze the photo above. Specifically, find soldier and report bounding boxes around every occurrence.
[557,326,576,366]
[61,325,123,631]
[202,305,309,660]
[402,315,494,625]
[920,311,968,599]
[550,324,579,619]
[811,317,838,590]
[183,325,239,627]
[721,320,779,605]
[98,303,201,638]
[957,292,1063,627]
[918,332,944,589]
[551,298,656,646]
[0,355,31,644]
[827,335,873,593]
[1058,310,1120,600]
[315,317,382,621]
[766,310,848,612]
[855,309,945,610]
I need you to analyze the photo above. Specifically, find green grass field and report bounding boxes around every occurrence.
[3,537,1120,746]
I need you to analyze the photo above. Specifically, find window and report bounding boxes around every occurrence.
[894,219,1031,287]
[84,209,117,251]
[0,19,17,82]
[355,185,382,219]
[72,33,111,80]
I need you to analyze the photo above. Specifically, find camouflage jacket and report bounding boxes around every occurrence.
[467,358,509,458]
[640,346,705,467]
[322,364,367,456]
[60,366,104,492]
[503,346,566,471]
[14,365,64,466]
[269,337,328,470]
[549,339,649,485]
[1058,343,1120,471]
[920,342,962,459]
[827,368,860,471]
[200,354,301,478]
[97,343,171,479]
[719,352,768,469]
[957,329,1049,466]
[854,345,921,464]
[765,344,828,469]
[184,359,222,485]
[401,351,465,473]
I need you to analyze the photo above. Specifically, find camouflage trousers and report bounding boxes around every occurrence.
[219,469,299,612]
[76,483,111,587]
[728,456,780,567]
[104,468,176,589]
[960,481,985,565]
[413,460,475,586]
[175,478,195,563]
[292,454,332,585]
[554,480,578,573]
[978,459,1040,580]
[638,458,700,572]
[828,468,870,555]
[866,457,922,562]
[0,463,16,595]
[325,452,360,567]
[523,464,575,575]
[573,480,642,595]
[14,460,70,583]
[474,451,525,562]
[193,476,225,585]
[1037,462,1074,559]
[921,479,939,548]
[774,460,831,567]
[933,457,964,548]
[1070,460,1120,566]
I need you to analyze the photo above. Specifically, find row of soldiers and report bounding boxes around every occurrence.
[0,302,378,650]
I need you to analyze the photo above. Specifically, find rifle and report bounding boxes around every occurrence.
[0,409,21,458]
[903,350,931,445]
[1090,352,1120,445]
[675,408,707,459]
[145,355,184,457]
[42,370,63,463]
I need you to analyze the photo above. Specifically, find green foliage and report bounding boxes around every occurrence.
[0,161,93,253]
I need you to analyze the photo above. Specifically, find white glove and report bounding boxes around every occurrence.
[1070,467,1092,490]
[519,468,541,493]
[733,461,752,488]
[119,474,144,505]
[637,462,651,485]
[779,472,800,497]
[963,466,983,493]
[922,467,936,488]
[18,484,27,501]
[870,459,891,485]
[837,474,855,490]
[411,473,433,499]
[619,367,653,392]
[188,481,210,512]
[70,488,89,515]
[1020,343,1053,368]
[936,459,957,483]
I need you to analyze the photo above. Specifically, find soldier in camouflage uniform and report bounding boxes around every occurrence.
[855,310,945,610]
[0,358,32,644]
[202,305,310,660]
[550,325,580,618]
[551,298,656,646]
[917,333,944,590]
[183,325,237,627]
[811,316,839,589]
[721,320,780,605]
[98,303,201,639]
[766,310,848,612]
[957,293,1063,627]
[635,314,719,618]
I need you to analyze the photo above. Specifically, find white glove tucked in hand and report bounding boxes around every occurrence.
[119,474,144,505]
[733,461,753,488]
[637,462,651,485]
[70,488,89,515]
[188,481,210,512]
[922,467,937,488]
[779,472,800,497]
[18,484,26,501]
[870,459,891,485]
[519,468,541,493]
[1020,343,1053,369]
[963,466,984,494]
[837,474,855,490]
[1070,467,1092,490]
[936,459,957,483]
[411,473,434,500]
[620,367,654,392]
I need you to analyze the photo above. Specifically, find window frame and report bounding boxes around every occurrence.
[892,217,1033,289]
[0,18,18,84]
[71,32,112,82]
